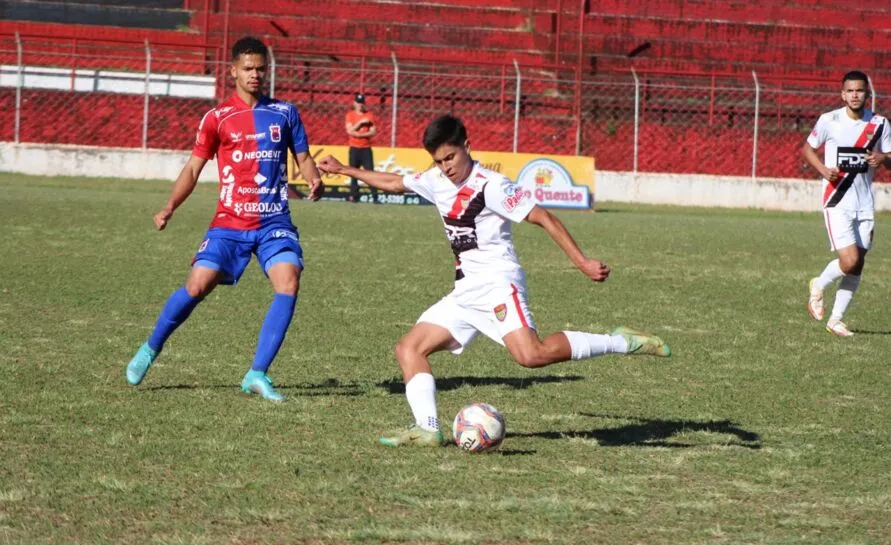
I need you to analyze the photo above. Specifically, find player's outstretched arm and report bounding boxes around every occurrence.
[294,151,324,201]
[317,155,406,193]
[525,205,610,283]
[155,155,208,231]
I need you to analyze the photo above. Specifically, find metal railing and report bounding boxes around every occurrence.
[0,34,886,181]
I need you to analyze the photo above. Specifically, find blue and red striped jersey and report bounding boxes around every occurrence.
[193,94,309,230]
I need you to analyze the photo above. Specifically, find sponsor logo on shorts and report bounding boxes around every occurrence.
[198,238,209,252]
[494,304,507,322]
[271,229,298,241]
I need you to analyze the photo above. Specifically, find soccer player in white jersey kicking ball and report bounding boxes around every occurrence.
[318,115,670,447]
[802,71,891,337]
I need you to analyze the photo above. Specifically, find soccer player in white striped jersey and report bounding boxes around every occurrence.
[801,71,891,337]
[318,115,670,447]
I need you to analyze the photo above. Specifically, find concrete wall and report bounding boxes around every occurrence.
[3,142,891,212]
[0,65,214,98]
[0,142,219,183]
[596,171,891,212]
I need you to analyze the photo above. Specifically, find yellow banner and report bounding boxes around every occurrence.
[289,146,595,209]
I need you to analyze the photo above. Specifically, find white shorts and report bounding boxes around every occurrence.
[823,208,874,251]
[416,281,536,355]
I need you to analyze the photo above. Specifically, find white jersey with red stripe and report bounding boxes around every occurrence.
[807,107,891,214]
[402,162,536,299]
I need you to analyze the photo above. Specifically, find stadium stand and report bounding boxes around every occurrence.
[6,0,889,84]
[0,0,190,30]
[1,0,889,179]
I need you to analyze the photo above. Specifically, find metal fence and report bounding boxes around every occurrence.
[2,35,887,181]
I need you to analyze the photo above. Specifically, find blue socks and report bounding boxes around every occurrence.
[147,287,202,352]
[145,288,296,373]
[251,293,297,373]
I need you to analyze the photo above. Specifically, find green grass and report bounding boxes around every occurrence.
[1,174,889,544]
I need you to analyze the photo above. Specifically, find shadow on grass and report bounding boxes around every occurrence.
[849,329,891,335]
[508,413,761,449]
[377,375,585,394]
[143,378,364,396]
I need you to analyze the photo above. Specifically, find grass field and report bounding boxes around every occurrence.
[1,174,889,544]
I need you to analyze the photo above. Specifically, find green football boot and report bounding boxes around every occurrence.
[241,370,285,402]
[612,326,671,357]
[379,424,445,447]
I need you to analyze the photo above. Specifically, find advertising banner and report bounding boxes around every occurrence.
[289,146,595,209]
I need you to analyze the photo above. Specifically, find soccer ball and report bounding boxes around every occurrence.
[453,403,505,453]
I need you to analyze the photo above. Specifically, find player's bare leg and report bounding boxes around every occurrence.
[184,265,223,298]
[127,266,220,385]
[502,327,669,369]
[379,323,456,447]
[826,244,865,337]
[241,260,301,401]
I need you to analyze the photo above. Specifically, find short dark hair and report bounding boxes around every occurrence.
[842,70,870,86]
[232,37,268,61]
[423,115,467,153]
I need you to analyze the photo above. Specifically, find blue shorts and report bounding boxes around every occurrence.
[192,223,304,285]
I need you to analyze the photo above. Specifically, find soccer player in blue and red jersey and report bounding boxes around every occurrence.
[125,37,323,401]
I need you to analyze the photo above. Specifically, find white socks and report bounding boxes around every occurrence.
[815,259,844,291]
[563,331,629,360]
[405,373,439,431]
[830,274,861,321]
[815,258,862,321]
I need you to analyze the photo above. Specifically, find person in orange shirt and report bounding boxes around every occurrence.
[344,93,377,202]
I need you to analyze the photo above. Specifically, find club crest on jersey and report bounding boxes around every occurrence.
[494,304,507,322]
[269,124,282,142]
[866,124,877,140]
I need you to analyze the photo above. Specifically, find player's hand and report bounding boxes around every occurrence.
[579,259,610,282]
[822,167,841,182]
[153,208,173,231]
[317,155,345,174]
[866,150,886,168]
[308,178,324,201]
